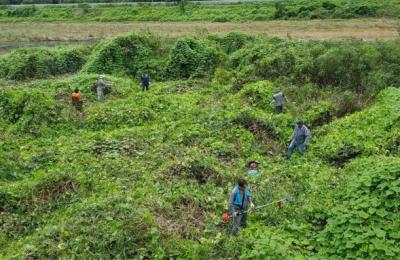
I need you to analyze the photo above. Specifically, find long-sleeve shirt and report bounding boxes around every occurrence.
[141,74,150,86]
[96,79,107,92]
[228,186,253,213]
[272,92,287,106]
[292,125,310,144]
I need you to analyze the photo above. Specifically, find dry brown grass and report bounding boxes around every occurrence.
[1,18,399,44]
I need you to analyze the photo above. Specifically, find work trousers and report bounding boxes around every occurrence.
[287,139,306,159]
[97,89,104,101]
[231,205,247,235]
[275,105,283,114]
[73,101,83,112]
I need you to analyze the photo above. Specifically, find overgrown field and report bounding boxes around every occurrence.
[1,19,399,46]
[1,32,400,258]
[1,0,400,22]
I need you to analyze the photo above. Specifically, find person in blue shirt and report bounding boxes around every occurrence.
[228,179,255,235]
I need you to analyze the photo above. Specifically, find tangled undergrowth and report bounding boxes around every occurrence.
[0,32,399,258]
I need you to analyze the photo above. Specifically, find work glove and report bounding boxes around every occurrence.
[250,203,255,210]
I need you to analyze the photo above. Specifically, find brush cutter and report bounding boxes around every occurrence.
[222,196,293,223]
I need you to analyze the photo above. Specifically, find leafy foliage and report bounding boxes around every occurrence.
[1,33,400,259]
[83,33,165,79]
[0,1,399,22]
[0,89,68,136]
[166,37,222,79]
[319,156,400,258]
[0,46,89,80]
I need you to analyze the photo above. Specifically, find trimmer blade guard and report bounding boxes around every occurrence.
[283,196,294,203]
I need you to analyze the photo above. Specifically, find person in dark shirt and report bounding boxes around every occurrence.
[140,73,150,91]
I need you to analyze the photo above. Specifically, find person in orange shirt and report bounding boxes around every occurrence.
[71,88,83,112]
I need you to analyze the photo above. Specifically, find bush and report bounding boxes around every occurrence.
[6,6,36,17]
[166,37,222,79]
[319,156,400,258]
[83,33,165,79]
[212,16,230,23]
[8,195,156,259]
[233,80,274,110]
[229,41,299,80]
[310,44,379,90]
[303,101,337,128]
[209,32,256,54]
[274,3,286,19]
[0,90,67,136]
[0,46,89,80]
[322,1,336,10]
[314,88,400,160]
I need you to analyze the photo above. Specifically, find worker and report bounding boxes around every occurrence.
[287,120,310,159]
[271,88,288,114]
[228,179,255,235]
[96,74,110,101]
[71,88,83,112]
[140,73,150,91]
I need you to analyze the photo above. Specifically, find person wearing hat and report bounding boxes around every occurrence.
[287,120,310,159]
[228,178,255,235]
[96,74,109,101]
[271,88,288,114]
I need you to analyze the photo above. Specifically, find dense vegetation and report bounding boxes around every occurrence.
[0,0,400,22]
[1,32,400,258]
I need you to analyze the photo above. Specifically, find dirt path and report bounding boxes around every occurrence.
[0,19,398,47]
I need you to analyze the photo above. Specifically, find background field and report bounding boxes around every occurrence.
[1,0,400,22]
[0,19,399,53]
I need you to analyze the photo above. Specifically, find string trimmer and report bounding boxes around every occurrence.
[222,196,293,223]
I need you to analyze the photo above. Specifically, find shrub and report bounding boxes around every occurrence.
[335,90,363,116]
[319,156,400,258]
[322,1,336,10]
[274,3,286,19]
[6,6,36,17]
[233,80,274,110]
[166,37,222,79]
[229,41,299,80]
[0,46,89,80]
[212,68,233,86]
[209,32,256,54]
[354,5,377,16]
[0,90,67,136]
[212,16,230,23]
[314,88,400,160]
[303,101,337,128]
[83,33,165,79]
